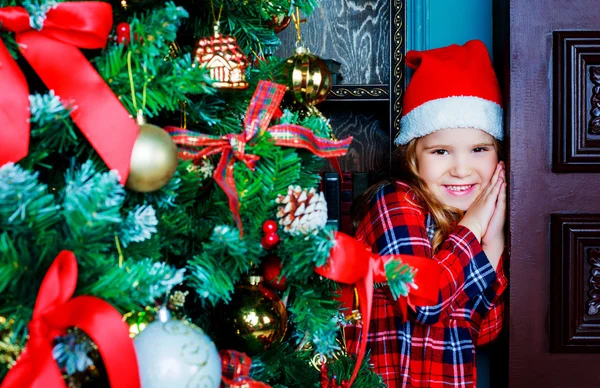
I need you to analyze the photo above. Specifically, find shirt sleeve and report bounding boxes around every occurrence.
[470,257,508,346]
[356,183,499,325]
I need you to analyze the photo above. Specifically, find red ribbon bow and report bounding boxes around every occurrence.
[219,350,271,388]
[167,81,352,236]
[314,232,440,386]
[1,251,140,388]
[0,2,138,184]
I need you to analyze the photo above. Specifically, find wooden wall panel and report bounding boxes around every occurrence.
[553,31,600,172]
[276,0,390,85]
[275,0,405,174]
[550,214,600,352]
[320,101,389,172]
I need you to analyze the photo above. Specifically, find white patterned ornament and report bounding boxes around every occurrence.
[134,319,222,388]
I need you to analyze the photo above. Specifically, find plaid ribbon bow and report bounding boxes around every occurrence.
[167,80,352,236]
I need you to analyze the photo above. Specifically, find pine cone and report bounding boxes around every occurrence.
[275,185,328,235]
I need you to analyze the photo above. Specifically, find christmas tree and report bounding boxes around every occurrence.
[0,1,420,386]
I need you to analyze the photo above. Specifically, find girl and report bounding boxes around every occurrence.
[346,40,507,387]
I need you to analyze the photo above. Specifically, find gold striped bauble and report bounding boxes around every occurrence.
[282,46,333,106]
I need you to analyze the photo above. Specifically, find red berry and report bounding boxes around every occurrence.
[261,232,280,250]
[260,235,272,249]
[262,220,278,234]
[266,232,280,246]
[116,22,131,45]
[263,255,287,290]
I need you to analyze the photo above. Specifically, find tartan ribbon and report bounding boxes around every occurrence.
[314,232,440,387]
[1,251,140,388]
[167,80,352,236]
[0,3,138,184]
[219,350,271,388]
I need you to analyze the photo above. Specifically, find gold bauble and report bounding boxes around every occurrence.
[126,117,178,193]
[282,46,333,106]
[218,276,287,356]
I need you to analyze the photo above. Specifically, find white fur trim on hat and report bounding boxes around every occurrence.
[394,96,504,145]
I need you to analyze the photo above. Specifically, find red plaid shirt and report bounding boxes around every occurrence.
[345,181,507,387]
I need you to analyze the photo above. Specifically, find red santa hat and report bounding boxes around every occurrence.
[395,39,504,145]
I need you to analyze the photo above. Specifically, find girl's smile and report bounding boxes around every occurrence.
[415,127,499,211]
[444,184,477,196]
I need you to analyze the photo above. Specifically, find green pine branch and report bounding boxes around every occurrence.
[385,259,417,300]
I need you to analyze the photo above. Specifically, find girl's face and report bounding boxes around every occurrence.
[415,127,499,211]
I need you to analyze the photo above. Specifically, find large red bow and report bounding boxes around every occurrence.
[1,251,140,388]
[315,232,440,386]
[0,2,138,184]
[167,81,352,236]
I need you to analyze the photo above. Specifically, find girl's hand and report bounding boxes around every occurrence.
[458,162,505,241]
[482,169,506,270]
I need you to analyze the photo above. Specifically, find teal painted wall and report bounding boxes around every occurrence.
[406,0,493,55]
[405,2,495,388]
[430,0,492,51]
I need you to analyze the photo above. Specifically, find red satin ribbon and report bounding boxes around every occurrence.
[1,251,140,388]
[314,232,440,386]
[0,3,138,184]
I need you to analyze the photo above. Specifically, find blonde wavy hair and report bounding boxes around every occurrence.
[352,137,502,253]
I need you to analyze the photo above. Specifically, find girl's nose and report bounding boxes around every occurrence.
[450,158,472,178]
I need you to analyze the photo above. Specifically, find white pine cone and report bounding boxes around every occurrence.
[275,185,328,235]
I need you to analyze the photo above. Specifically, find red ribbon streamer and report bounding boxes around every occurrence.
[0,3,138,184]
[314,232,440,386]
[1,251,140,388]
[219,350,271,388]
[167,81,352,236]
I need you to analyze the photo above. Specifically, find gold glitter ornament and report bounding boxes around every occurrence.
[126,113,179,193]
[193,23,249,89]
[282,46,333,106]
[0,316,21,370]
[217,276,287,356]
[123,306,158,338]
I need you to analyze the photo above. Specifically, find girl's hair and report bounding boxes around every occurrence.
[351,137,503,253]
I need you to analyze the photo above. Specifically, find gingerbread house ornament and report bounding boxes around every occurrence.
[194,23,249,89]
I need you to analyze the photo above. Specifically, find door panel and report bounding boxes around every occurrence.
[550,214,600,352]
[508,0,600,386]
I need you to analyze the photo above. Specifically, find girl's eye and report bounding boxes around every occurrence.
[433,149,449,155]
[473,147,489,153]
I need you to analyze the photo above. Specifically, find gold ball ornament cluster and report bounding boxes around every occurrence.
[282,46,333,106]
[126,114,179,193]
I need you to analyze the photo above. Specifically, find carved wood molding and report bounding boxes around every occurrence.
[391,0,404,130]
[390,0,404,171]
[550,214,600,352]
[327,85,389,101]
[590,67,600,135]
[552,31,600,172]
[589,250,600,315]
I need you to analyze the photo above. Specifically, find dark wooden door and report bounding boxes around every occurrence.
[506,0,600,386]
